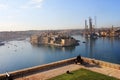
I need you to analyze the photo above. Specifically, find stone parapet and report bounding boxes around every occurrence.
[82,57,120,70]
[0,57,120,79]
[0,58,75,79]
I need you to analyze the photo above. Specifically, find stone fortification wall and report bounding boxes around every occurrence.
[0,57,120,79]
[82,57,120,70]
[0,58,75,79]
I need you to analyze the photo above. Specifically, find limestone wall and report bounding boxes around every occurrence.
[82,57,120,70]
[0,58,75,79]
[30,35,39,44]
[0,57,120,79]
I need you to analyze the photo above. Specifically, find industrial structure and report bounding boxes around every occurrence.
[84,17,98,38]
[83,17,120,38]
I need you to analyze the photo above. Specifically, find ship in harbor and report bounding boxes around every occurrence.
[0,41,5,46]
[30,32,79,47]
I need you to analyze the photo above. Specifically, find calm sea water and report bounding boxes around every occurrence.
[0,35,120,74]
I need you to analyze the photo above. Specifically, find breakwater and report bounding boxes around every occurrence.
[0,57,120,79]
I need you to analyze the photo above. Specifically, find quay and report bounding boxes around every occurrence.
[0,57,120,80]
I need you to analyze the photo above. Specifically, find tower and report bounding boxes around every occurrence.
[85,19,88,33]
[89,17,93,33]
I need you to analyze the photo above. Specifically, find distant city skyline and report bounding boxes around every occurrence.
[0,0,120,31]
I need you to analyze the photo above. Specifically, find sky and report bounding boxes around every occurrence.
[0,0,120,31]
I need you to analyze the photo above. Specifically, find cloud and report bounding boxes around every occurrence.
[0,4,8,9]
[30,0,43,4]
[35,5,42,8]
[20,0,44,9]
[20,5,29,9]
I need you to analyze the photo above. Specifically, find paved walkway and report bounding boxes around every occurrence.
[15,63,120,80]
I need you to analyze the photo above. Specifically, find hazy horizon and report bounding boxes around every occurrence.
[0,0,120,31]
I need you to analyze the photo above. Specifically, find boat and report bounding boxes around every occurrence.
[0,42,5,46]
[82,41,86,43]
[90,33,98,39]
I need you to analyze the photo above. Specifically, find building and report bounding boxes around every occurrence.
[30,33,79,47]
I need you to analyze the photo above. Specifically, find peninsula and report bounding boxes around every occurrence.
[30,32,79,47]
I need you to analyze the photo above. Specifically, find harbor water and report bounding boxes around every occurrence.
[0,35,120,74]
